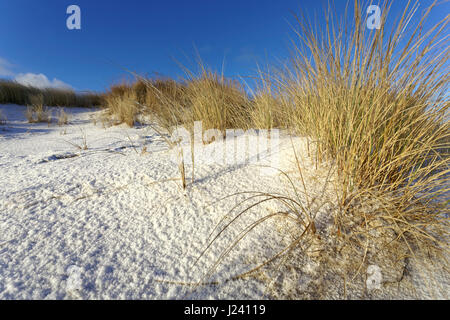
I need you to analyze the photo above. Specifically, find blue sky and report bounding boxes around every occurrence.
[0,0,448,92]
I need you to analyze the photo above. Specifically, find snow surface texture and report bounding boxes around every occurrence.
[0,105,448,299]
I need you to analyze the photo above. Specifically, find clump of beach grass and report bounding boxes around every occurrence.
[102,77,187,128]
[103,85,139,127]
[183,67,250,133]
[138,77,188,128]
[248,70,286,130]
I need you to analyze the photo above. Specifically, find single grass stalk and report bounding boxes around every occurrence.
[64,127,88,151]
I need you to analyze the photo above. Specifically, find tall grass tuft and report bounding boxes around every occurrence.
[183,68,250,133]
[103,84,139,127]
[280,0,449,230]
[26,93,51,123]
[249,71,286,130]
[102,78,187,128]
[139,77,188,128]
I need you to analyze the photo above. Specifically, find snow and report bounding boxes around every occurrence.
[0,104,448,299]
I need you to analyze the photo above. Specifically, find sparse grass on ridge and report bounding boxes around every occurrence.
[26,93,51,123]
[0,79,102,108]
[183,68,251,132]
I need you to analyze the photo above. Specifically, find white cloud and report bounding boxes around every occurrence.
[14,73,73,90]
[0,57,14,77]
[0,56,73,89]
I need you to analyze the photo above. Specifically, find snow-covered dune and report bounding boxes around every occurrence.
[0,105,447,299]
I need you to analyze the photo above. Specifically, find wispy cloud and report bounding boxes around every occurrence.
[14,73,73,90]
[0,57,14,77]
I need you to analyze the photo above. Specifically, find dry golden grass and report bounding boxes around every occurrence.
[250,92,285,130]
[103,86,139,127]
[103,68,251,135]
[278,0,449,236]
[26,94,51,123]
[103,78,186,128]
[248,69,288,130]
[140,77,188,128]
[183,69,250,133]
